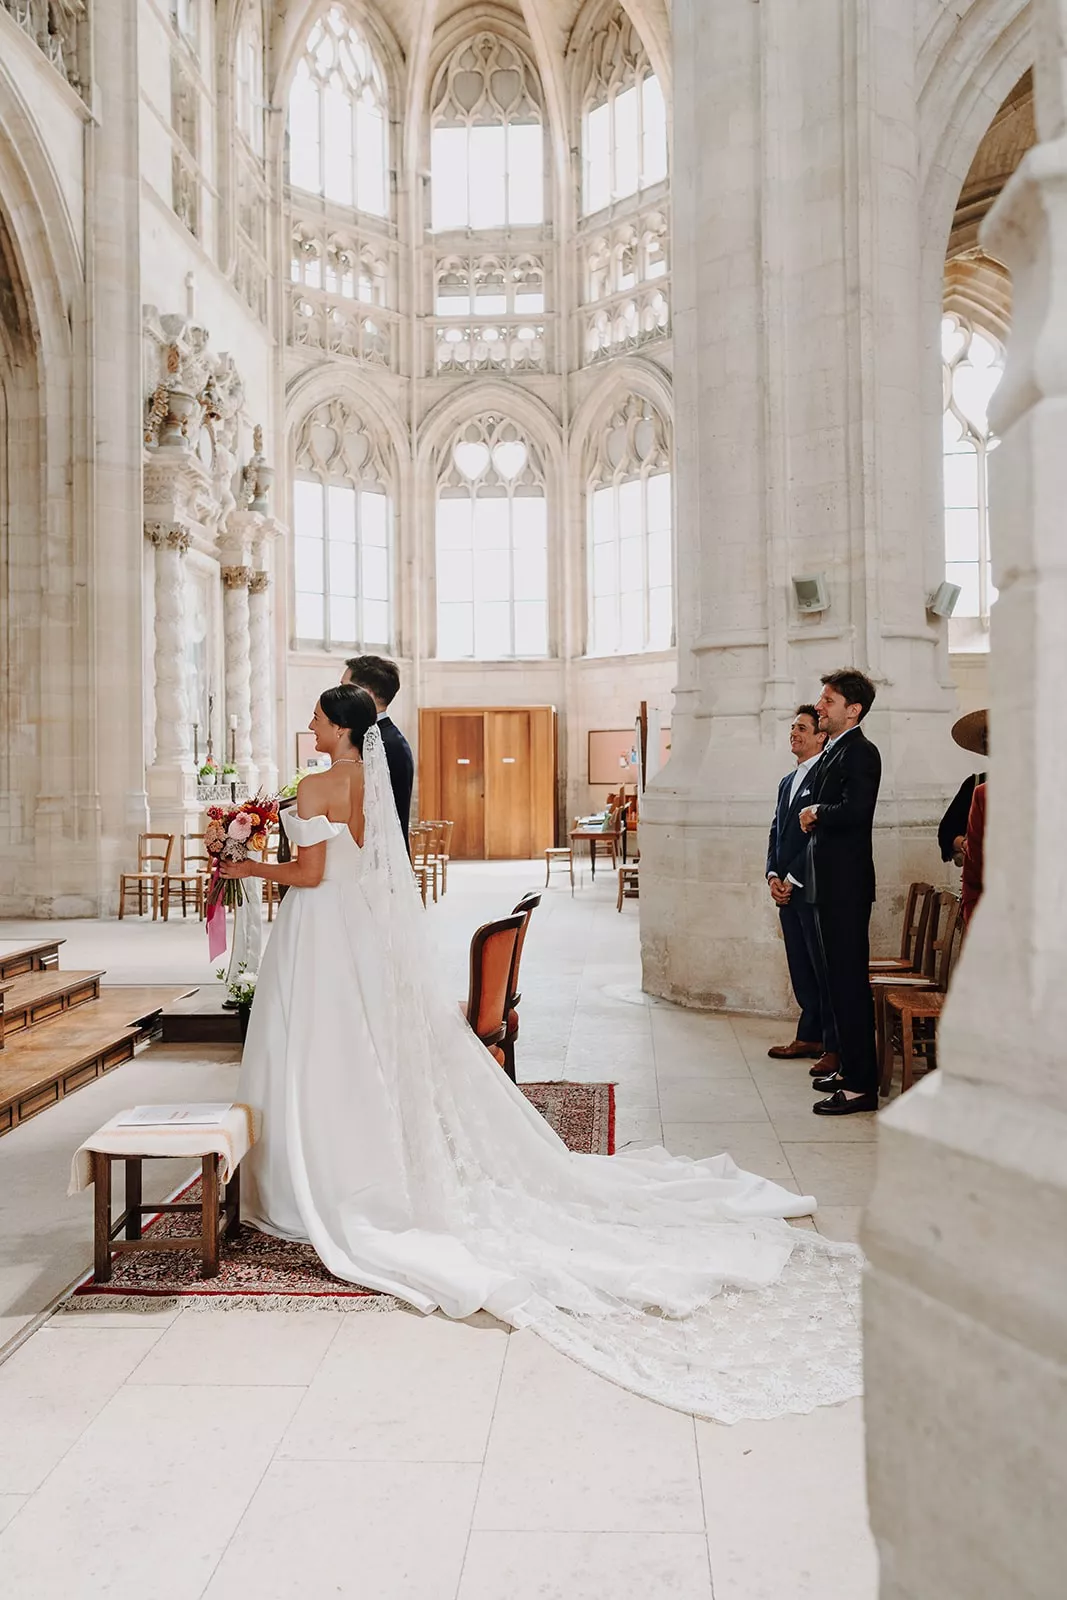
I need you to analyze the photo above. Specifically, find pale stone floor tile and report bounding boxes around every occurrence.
[0,1383,303,1600]
[457,1531,714,1599]
[766,1110,878,1143]
[698,1400,878,1599]
[660,1124,798,1188]
[278,1307,508,1464]
[658,1078,771,1124]
[474,1330,705,1533]
[51,1300,185,1330]
[0,1325,165,1493]
[782,1143,879,1208]
[814,1206,865,1244]
[201,1460,481,1600]
[128,1307,343,1387]
[0,1494,26,1533]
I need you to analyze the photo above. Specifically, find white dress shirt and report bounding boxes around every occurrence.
[770,752,823,886]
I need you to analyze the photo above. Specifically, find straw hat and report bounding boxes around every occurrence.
[951,709,988,757]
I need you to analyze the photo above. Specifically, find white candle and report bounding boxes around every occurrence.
[229,713,238,730]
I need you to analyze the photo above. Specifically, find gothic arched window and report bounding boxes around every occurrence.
[587,396,672,655]
[430,34,544,231]
[942,315,1003,643]
[288,5,389,217]
[292,400,392,649]
[436,418,548,659]
[235,1,265,158]
[580,14,667,216]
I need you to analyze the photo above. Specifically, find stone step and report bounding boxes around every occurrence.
[0,938,66,982]
[0,970,106,1046]
[0,986,194,1136]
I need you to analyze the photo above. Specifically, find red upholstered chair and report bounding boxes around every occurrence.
[501,892,541,1081]
[463,913,526,1072]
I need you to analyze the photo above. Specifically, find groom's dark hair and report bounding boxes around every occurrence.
[344,655,400,707]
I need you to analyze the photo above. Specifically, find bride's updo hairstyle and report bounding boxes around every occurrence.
[318,685,377,753]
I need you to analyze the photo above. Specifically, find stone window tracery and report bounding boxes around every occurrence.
[430,33,544,231]
[942,314,1003,648]
[287,4,389,217]
[235,1,265,158]
[580,210,669,361]
[288,223,396,366]
[432,252,546,374]
[292,399,393,649]
[233,2,268,320]
[170,55,201,238]
[436,417,548,659]
[580,13,667,217]
[587,395,672,655]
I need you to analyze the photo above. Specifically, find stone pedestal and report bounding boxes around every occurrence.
[642,0,957,1013]
[864,6,1067,1593]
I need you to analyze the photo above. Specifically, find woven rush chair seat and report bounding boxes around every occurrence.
[118,833,175,920]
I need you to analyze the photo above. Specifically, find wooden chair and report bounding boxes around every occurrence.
[462,912,526,1070]
[617,862,640,910]
[879,894,965,1097]
[162,833,209,921]
[118,834,174,919]
[869,882,935,975]
[501,892,541,1081]
[411,825,436,906]
[883,889,966,1100]
[545,845,574,893]
[427,820,454,894]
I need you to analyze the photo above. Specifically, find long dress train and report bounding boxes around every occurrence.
[237,729,862,1424]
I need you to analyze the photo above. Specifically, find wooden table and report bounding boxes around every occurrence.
[569,828,621,880]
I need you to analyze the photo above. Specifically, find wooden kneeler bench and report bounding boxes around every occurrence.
[69,1103,255,1283]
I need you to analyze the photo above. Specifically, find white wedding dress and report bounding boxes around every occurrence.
[237,729,862,1423]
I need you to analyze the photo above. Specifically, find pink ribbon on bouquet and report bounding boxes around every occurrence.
[206,862,227,960]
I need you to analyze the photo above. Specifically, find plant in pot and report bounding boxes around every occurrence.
[216,963,257,1039]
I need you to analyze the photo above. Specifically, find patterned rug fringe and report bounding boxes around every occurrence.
[57,1292,405,1315]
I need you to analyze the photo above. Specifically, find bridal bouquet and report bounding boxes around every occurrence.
[204,796,279,912]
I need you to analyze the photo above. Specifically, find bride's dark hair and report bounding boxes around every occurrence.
[319,685,377,752]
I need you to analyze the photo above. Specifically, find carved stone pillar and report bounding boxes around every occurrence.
[145,522,198,834]
[221,563,254,786]
[248,570,276,793]
[864,4,1067,1593]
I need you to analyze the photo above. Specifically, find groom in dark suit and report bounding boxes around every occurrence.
[342,655,415,848]
[800,668,882,1116]
[766,706,833,1061]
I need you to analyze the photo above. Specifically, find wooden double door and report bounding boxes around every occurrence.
[419,706,557,861]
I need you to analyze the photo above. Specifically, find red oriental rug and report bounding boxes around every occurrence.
[65,1081,615,1311]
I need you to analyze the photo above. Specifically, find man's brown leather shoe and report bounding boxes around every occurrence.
[767,1040,823,1060]
[809,1051,840,1078]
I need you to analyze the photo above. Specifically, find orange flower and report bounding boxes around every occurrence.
[251,832,267,852]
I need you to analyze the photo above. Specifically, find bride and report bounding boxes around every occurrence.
[223,685,861,1424]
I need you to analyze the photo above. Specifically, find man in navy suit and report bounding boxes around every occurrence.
[766,706,834,1062]
[342,655,415,849]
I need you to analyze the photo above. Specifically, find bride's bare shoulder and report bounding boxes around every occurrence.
[296,770,331,818]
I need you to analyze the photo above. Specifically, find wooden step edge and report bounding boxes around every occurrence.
[0,972,106,1043]
[0,1016,165,1137]
[0,939,66,982]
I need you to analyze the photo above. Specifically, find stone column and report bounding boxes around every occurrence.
[248,569,277,793]
[145,521,198,835]
[221,563,255,786]
[640,0,957,1012]
[864,3,1067,1593]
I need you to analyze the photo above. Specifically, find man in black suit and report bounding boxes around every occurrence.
[800,668,882,1116]
[342,655,414,848]
[766,706,834,1062]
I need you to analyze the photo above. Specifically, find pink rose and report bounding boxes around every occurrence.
[227,813,254,842]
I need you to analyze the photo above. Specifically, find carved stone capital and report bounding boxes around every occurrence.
[145,520,191,554]
[249,570,271,594]
[221,564,252,590]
